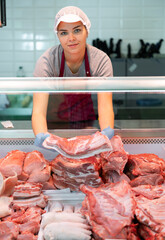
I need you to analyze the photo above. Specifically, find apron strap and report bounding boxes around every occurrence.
[59,50,65,77]
[59,48,91,77]
[85,48,91,77]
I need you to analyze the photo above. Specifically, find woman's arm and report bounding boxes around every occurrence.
[97,92,114,131]
[32,93,49,136]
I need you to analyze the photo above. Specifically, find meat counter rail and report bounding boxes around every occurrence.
[0,129,165,239]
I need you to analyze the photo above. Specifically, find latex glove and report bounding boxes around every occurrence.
[101,126,114,140]
[34,133,50,149]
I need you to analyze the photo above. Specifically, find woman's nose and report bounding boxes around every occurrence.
[68,32,76,41]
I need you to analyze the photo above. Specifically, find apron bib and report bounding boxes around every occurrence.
[57,48,96,122]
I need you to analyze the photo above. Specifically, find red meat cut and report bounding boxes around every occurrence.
[51,154,103,191]
[0,150,26,177]
[80,180,136,239]
[43,131,112,157]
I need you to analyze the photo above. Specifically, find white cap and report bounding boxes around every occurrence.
[54,6,91,33]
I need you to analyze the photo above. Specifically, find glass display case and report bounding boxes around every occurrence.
[0,76,165,160]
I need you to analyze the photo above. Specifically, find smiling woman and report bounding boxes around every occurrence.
[32,6,114,144]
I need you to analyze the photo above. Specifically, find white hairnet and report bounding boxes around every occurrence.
[54,6,91,33]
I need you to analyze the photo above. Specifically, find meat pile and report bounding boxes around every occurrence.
[41,201,92,240]
[51,155,103,191]
[0,182,47,239]
[125,153,165,187]
[0,150,53,189]
[133,184,165,239]
[80,180,137,240]
[50,134,128,191]
[100,135,129,183]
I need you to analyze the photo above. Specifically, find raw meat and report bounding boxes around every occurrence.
[103,170,130,184]
[132,184,165,199]
[0,150,26,177]
[23,151,51,184]
[11,206,44,224]
[126,153,165,178]
[0,196,12,218]
[51,154,103,191]
[44,222,91,240]
[130,173,164,187]
[13,182,43,198]
[3,171,18,196]
[12,193,48,209]
[42,176,56,190]
[19,220,40,234]
[135,194,165,235]
[27,165,51,183]
[100,135,128,183]
[0,172,5,196]
[80,180,136,239]
[23,151,47,174]
[0,221,19,239]
[41,212,87,229]
[17,233,38,240]
[43,131,112,158]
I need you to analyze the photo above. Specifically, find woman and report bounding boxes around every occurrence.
[32,6,114,143]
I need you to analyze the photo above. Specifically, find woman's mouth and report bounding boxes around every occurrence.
[68,43,78,48]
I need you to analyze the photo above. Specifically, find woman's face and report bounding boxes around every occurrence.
[57,21,88,55]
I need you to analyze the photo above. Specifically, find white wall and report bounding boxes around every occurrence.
[0,0,165,77]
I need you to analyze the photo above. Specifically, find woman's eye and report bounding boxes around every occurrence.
[60,31,68,36]
[74,28,81,34]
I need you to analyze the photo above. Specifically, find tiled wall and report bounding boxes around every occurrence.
[0,0,165,77]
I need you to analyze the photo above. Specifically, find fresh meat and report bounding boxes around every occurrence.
[0,221,19,239]
[44,222,91,240]
[8,206,44,224]
[135,194,165,234]
[126,153,165,178]
[27,165,51,183]
[104,170,130,184]
[138,223,164,240]
[0,171,4,196]
[13,182,43,198]
[0,150,26,177]
[51,155,103,191]
[19,220,40,234]
[17,232,38,240]
[3,171,18,196]
[132,184,165,200]
[0,196,12,218]
[12,193,48,209]
[23,151,47,174]
[130,173,164,187]
[43,131,112,157]
[42,176,56,190]
[23,151,51,184]
[80,180,136,239]
[41,211,87,229]
[101,135,128,182]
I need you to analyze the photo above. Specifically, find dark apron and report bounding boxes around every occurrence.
[57,48,96,123]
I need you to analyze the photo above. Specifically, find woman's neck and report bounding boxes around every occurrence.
[65,48,86,74]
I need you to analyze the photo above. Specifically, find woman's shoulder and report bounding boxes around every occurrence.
[87,44,109,59]
[42,45,63,59]
[86,44,113,77]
